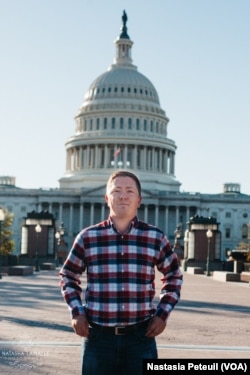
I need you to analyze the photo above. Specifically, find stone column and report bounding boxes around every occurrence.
[79,204,84,230]
[144,204,148,222]
[69,204,73,235]
[101,203,106,221]
[104,144,109,168]
[176,206,180,227]
[154,205,159,227]
[79,147,83,169]
[165,206,169,233]
[90,203,94,225]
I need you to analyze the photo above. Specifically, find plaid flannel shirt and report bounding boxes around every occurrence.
[59,216,183,326]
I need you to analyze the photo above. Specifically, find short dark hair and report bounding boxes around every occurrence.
[106,170,141,196]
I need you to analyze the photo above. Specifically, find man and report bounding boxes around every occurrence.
[59,170,183,374]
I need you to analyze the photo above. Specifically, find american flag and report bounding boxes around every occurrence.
[113,148,121,157]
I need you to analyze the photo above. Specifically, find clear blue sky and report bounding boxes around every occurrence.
[1,0,249,194]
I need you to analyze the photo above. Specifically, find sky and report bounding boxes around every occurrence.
[0,0,249,194]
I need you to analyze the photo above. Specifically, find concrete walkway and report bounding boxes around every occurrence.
[0,269,249,374]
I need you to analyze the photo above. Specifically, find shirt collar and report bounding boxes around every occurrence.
[108,216,138,233]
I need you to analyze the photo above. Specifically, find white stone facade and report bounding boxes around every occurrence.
[1,14,250,262]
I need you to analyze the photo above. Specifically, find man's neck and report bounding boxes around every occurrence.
[110,216,134,234]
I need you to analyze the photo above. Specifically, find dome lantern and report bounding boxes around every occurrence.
[113,10,134,68]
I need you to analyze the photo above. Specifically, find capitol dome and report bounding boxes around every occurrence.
[83,64,160,105]
[59,11,181,193]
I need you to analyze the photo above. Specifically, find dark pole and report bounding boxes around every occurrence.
[55,222,64,268]
[206,229,213,277]
[55,232,60,268]
[206,237,211,276]
[0,208,5,280]
[35,224,42,272]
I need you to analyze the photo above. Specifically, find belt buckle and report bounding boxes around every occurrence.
[115,326,126,335]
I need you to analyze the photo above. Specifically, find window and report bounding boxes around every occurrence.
[120,118,124,129]
[225,228,231,238]
[144,120,147,131]
[104,118,107,129]
[242,224,248,239]
[225,212,231,218]
[112,118,116,129]
[150,121,153,132]
[136,119,140,130]
[128,118,132,129]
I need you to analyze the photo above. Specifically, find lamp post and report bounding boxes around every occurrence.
[35,224,42,272]
[174,226,182,248]
[0,208,5,280]
[206,229,213,276]
[183,231,189,271]
[55,223,64,267]
[174,225,183,265]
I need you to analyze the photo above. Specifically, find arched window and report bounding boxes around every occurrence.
[225,228,231,238]
[242,224,248,239]
[136,119,140,130]
[104,118,107,129]
[128,118,132,130]
[150,121,154,132]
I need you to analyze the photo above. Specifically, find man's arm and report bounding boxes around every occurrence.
[59,237,86,319]
[155,237,183,322]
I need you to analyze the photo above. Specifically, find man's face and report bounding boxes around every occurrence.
[105,176,142,218]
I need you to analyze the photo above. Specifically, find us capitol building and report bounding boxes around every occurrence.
[1,12,250,268]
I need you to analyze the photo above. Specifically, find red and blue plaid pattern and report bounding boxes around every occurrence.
[60,217,182,326]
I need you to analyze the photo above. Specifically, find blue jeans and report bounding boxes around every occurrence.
[81,324,157,375]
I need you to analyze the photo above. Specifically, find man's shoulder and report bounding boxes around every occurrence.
[137,220,164,235]
[81,220,110,234]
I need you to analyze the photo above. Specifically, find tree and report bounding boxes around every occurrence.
[0,209,15,256]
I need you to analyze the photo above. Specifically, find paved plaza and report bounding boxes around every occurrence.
[0,268,249,374]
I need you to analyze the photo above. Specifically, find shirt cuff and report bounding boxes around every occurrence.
[71,306,85,319]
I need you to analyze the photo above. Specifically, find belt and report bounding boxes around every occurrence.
[89,319,150,336]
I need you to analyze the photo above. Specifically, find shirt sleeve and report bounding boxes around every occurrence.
[59,233,86,319]
[155,235,183,321]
